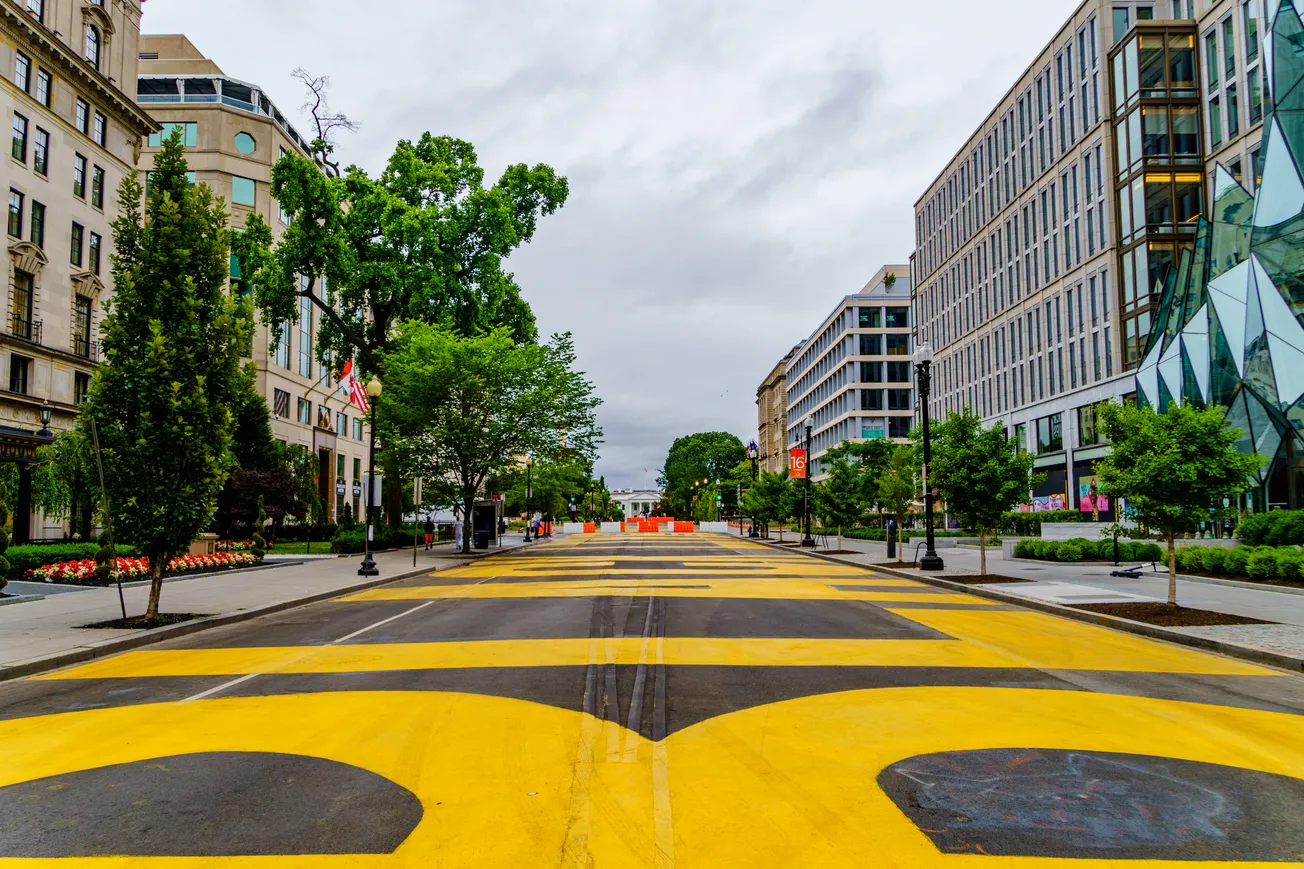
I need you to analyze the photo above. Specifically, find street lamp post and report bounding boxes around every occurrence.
[801,415,815,548]
[37,402,53,439]
[914,344,945,572]
[358,377,383,576]
[523,457,533,542]
[745,441,759,538]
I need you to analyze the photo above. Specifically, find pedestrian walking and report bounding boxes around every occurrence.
[423,517,435,550]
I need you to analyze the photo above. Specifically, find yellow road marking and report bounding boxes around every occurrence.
[340,582,982,604]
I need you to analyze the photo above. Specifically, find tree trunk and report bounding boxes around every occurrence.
[837,526,842,553]
[145,554,165,620]
[979,530,987,576]
[1166,531,1177,606]
[778,522,785,542]
[462,496,475,554]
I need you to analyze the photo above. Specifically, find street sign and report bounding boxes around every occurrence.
[789,448,808,479]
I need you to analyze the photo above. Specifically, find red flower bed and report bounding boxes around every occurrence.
[30,551,260,584]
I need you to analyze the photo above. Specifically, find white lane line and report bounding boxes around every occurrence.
[180,598,443,702]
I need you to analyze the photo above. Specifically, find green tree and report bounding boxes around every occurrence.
[32,430,99,541]
[1094,401,1263,604]
[825,439,895,525]
[928,408,1042,575]
[83,130,252,619]
[379,323,601,553]
[741,470,792,541]
[251,496,268,561]
[233,135,569,378]
[814,456,867,551]
[659,432,745,517]
[286,444,329,552]
[878,445,918,562]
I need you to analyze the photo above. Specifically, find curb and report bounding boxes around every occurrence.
[0,558,482,684]
[0,593,45,607]
[758,539,1304,674]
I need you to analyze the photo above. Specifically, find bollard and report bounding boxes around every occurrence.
[887,521,897,561]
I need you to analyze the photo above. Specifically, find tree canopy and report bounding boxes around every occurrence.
[233,134,569,377]
[84,130,252,618]
[928,408,1042,574]
[660,432,745,518]
[1095,401,1262,604]
[378,323,601,551]
[814,455,867,550]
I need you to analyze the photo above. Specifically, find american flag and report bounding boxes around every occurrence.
[339,359,370,414]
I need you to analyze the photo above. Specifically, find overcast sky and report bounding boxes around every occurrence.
[143,0,1076,489]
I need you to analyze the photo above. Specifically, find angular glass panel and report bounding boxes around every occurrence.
[1146,173,1174,230]
[1125,37,1141,103]
[1142,105,1170,157]
[1254,119,1304,227]
[1132,175,1147,235]
[1128,108,1144,169]
[1113,52,1127,111]
[1209,307,1244,407]
[1211,168,1255,277]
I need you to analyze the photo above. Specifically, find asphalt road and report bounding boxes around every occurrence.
[3,534,1304,866]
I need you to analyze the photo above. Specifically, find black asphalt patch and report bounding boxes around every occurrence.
[0,752,421,856]
[880,748,1304,861]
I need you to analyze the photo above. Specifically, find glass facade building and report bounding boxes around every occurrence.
[1137,1,1304,510]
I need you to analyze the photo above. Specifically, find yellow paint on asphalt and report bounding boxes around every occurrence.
[2,688,1304,867]
[339,580,987,604]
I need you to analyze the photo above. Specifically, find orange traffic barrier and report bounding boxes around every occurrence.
[583,522,596,533]
[673,521,694,533]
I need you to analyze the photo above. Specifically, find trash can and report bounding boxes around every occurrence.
[474,530,490,550]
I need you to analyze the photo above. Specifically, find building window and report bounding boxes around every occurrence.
[11,270,33,339]
[888,417,911,439]
[858,307,881,328]
[9,355,29,395]
[1205,31,1219,92]
[885,307,909,328]
[232,176,256,206]
[885,334,910,355]
[354,417,364,440]
[862,389,884,411]
[29,201,44,249]
[92,112,106,147]
[1078,403,1108,446]
[272,388,290,418]
[234,132,256,155]
[85,24,100,70]
[1135,5,1152,20]
[73,154,87,198]
[274,322,290,368]
[75,100,89,135]
[1113,7,1129,44]
[88,232,101,275]
[26,0,43,22]
[35,69,50,107]
[74,372,90,405]
[32,128,48,175]
[886,361,911,383]
[297,294,312,377]
[70,222,84,266]
[7,189,23,238]
[296,398,312,425]
[1037,413,1064,453]
[861,361,883,383]
[859,334,881,355]
[1227,83,1240,138]
[336,412,348,436]
[887,389,913,411]
[1249,67,1263,126]
[14,53,30,92]
[1209,95,1222,148]
[12,113,28,162]
[91,166,104,209]
[148,122,198,148]
[74,294,92,357]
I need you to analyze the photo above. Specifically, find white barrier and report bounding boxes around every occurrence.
[697,522,729,534]
[600,522,622,534]
[562,522,585,534]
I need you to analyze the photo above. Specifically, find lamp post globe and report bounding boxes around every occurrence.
[37,402,53,438]
[912,344,944,572]
[358,376,382,577]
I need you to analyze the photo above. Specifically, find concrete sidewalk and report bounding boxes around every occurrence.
[787,535,1304,662]
[0,536,534,681]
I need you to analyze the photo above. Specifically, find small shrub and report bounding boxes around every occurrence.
[1247,549,1281,579]
[1200,548,1229,575]
[1223,547,1250,576]
[1176,547,1205,573]
[1013,540,1035,558]
[1057,543,1084,562]
[1031,540,1054,559]
[1000,510,1082,536]
[1279,551,1304,581]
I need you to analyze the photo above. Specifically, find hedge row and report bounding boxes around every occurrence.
[1175,545,1304,580]
[842,528,990,542]
[331,527,424,554]
[999,510,1082,536]
[1236,511,1304,547]
[1014,538,1163,563]
[6,543,139,578]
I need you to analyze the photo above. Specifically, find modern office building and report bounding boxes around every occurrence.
[784,265,913,482]
[2,0,156,540]
[910,0,1266,516]
[1137,1,1303,510]
[755,346,797,474]
[136,35,371,523]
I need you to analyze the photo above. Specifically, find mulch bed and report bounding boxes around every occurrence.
[936,574,1036,585]
[817,549,862,555]
[1070,602,1270,627]
[78,613,213,630]
[876,561,919,568]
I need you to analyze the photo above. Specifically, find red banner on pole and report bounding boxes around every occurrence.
[789,448,808,479]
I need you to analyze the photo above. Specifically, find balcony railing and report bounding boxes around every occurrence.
[73,336,99,360]
[10,318,42,345]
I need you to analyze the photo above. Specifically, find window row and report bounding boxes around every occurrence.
[271,389,367,440]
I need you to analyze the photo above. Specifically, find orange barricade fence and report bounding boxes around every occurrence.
[673,521,695,533]
[583,522,596,533]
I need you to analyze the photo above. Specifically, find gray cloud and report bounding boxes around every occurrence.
[143,0,1079,486]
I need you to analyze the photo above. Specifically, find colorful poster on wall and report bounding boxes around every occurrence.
[1030,494,1068,512]
[789,448,808,479]
[1078,477,1110,513]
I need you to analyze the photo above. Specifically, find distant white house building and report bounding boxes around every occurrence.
[611,489,662,519]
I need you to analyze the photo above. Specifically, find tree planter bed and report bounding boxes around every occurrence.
[1069,602,1269,627]
[78,613,215,630]
[936,574,1035,584]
